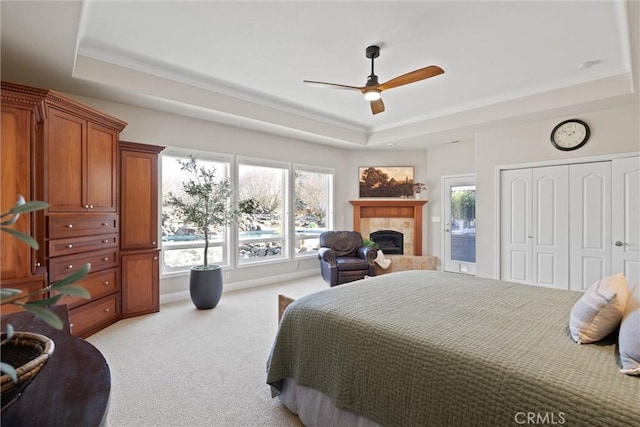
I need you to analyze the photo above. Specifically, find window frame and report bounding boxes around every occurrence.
[292,163,334,259]
[236,156,290,267]
[160,149,234,276]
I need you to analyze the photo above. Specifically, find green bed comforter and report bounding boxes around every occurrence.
[266,270,640,427]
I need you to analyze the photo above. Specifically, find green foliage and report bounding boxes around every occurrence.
[451,189,476,226]
[165,155,240,267]
[1,197,91,383]
[362,238,378,248]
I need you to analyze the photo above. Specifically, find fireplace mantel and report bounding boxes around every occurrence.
[350,199,428,255]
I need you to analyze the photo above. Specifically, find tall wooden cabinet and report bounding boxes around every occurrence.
[1,81,127,336]
[119,141,164,317]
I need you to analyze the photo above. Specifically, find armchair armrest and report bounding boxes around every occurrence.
[318,247,337,267]
[357,246,377,265]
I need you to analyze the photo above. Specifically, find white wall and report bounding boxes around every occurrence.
[475,103,640,279]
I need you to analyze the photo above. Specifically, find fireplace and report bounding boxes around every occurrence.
[370,230,404,255]
[350,200,427,256]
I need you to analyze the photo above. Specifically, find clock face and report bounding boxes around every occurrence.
[551,119,590,151]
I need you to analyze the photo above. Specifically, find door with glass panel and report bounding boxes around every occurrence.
[443,175,476,275]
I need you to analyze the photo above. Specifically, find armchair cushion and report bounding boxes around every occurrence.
[337,257,370,271]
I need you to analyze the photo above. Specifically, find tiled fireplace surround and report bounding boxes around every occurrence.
[350,200,427,256]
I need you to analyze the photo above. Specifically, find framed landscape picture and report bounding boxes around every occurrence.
[359,166,415,198]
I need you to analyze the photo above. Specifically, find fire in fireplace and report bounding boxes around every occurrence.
[370,230,404,255]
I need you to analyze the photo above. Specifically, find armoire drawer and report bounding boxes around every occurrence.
[49,233,118,258]
[69,294,120,338]
[49,249,119,282]
[48,214,119,239]
[54,268,118,309]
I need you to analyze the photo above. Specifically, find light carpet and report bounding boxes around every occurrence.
[87,275,328,427]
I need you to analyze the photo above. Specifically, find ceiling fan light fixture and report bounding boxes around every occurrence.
[364,90,381,101]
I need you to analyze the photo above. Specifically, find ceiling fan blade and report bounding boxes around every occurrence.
[370,98,385,115]
[377,66,444,91]
[303,80,364,91]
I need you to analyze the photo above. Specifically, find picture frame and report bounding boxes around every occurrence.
[358,166,415,198]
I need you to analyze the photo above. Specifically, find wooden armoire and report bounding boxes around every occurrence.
[1,81,163,337]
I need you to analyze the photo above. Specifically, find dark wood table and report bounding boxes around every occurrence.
[1,306,110,426]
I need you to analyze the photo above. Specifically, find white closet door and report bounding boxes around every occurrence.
[569,162,611,291]
[532,166,569,288]
[501,169,532,283]
[612,156,640,288]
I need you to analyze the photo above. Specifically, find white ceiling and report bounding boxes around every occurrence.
[1,1,638,149]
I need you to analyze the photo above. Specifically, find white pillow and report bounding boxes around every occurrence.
[569,273,630,344]
[619,284,640,375]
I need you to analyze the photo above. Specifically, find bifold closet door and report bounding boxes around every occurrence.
[569,162,611,291]
[500,166,568,287]
[501,168,532,284]
[611,156,640,288]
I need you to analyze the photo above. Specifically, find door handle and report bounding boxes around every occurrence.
[444,228,450,232]
[614,241,626,247]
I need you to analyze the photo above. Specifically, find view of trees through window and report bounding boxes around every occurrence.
[294,169,331,255]
[238,163,286,263]
[161,154,334,273]
[161,155,230,272]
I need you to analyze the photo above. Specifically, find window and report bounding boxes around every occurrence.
[294,165,333,257]
[161,152,232,274]
[237,158,288,265]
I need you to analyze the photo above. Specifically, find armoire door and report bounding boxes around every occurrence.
[611,156,640,287]
[46,107,85,212]
[1,105,33,279]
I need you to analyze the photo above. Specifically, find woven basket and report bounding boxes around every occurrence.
[1,332,55,411]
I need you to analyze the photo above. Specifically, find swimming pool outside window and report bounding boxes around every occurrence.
[237,159,289,265]
[161,153,232,274]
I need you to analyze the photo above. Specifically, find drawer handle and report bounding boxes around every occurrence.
[89,205,94,209]
[67,264,73,269]
[102,257,109,261]
[66,224,73,229]
[84,205,89,209]
[152,241,156,245]
[154,257,158,260]
[101,222,109,226]
[35,262,41,267]
[104,308,110,312]
[104,281,109,285]
[103,239,110,243]
[67,244,73,249]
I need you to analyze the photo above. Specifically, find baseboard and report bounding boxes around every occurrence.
[159,269,319,305]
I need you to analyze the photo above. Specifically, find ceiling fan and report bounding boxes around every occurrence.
[303,45,444,115]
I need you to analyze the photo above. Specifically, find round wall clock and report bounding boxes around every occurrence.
[550,119,590,151]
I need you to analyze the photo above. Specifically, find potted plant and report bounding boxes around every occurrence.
[362,238,378,249]
[165,156,240,309]
[413,182,427,199]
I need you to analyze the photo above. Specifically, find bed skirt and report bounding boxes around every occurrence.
[279,377,379,427]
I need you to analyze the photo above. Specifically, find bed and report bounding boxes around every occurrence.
[266,270,640,427]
